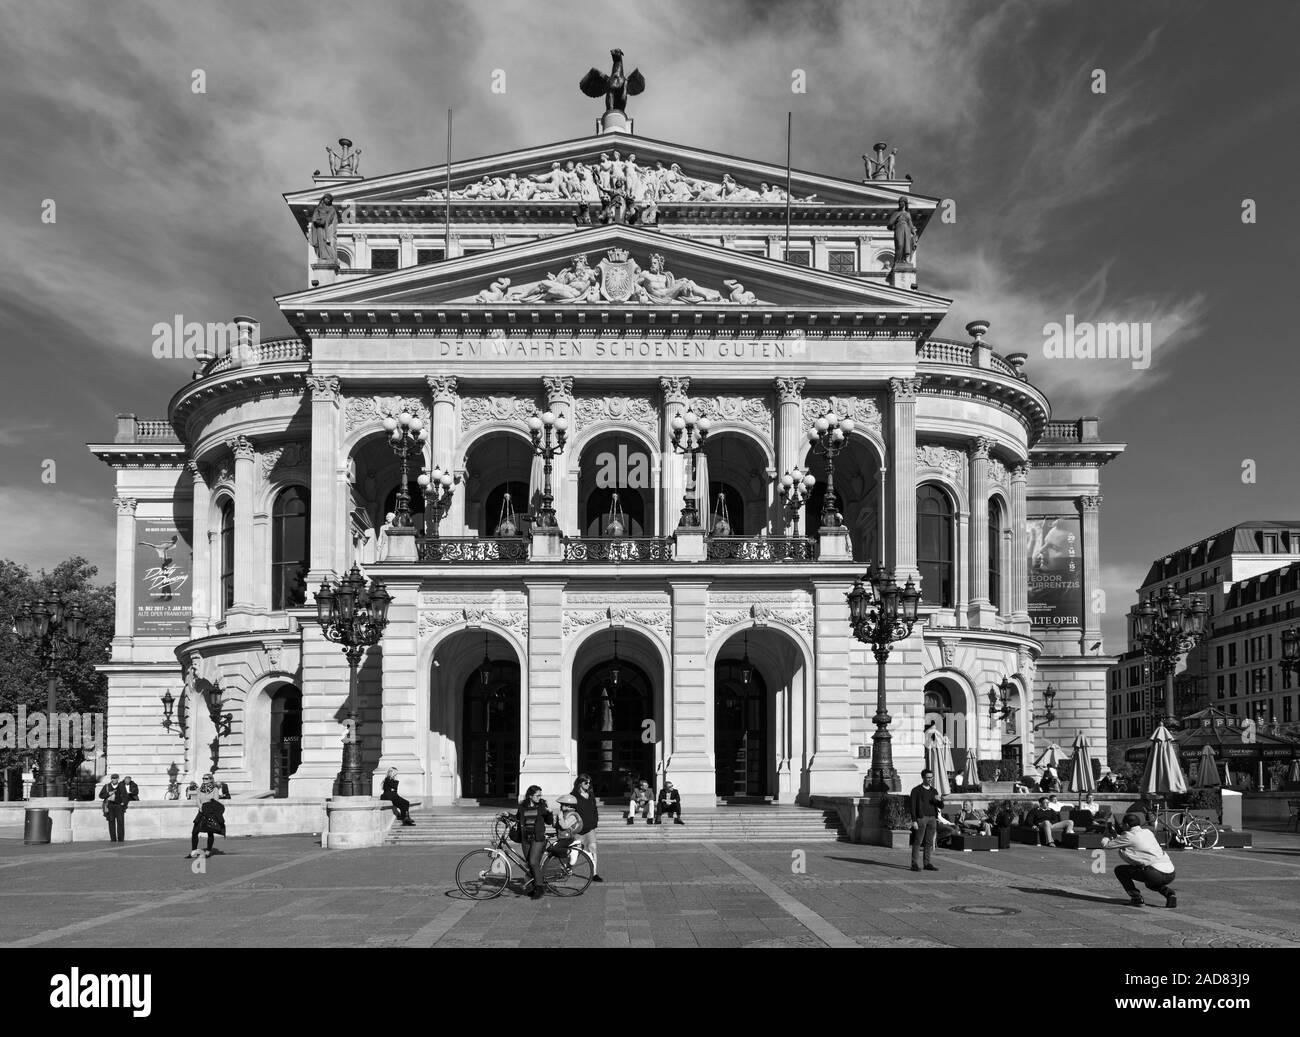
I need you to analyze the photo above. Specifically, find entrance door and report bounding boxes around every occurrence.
[269,686,302,798]
[462,660,521,799]
[577,659,654,799]
[715,661,768,797]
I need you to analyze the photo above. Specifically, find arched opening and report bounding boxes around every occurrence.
[715,657,769,797]
[572,628,662,799]
[805,437,882,560]
[460,635,522,801]
[347,431,429,555]
[988,497,1005,612]
[701,432,769,536]
[269,684,302,797]
[218,498,234,614]
[918,483,956,608]
[463,432,534,535]
[997,682,1024,778]
[923,677,969,773]
[578,432,654,537]
[271,486,310,610]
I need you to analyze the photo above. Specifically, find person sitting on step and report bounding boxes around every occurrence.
[655,781,683,825]
[627,780,654,824]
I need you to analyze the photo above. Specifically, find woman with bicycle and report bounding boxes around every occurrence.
[516,785,556,901]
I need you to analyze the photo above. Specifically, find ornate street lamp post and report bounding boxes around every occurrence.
[807,410,855,529]
[13,590,86,798]
[670,409,711,529]
[417,464,456,537]
[777,466,817,538]
[1127,585,1208,727]
[847,563,921,792]
[528,410,569,528]
[315,565,391,796]
[383,410,429,528]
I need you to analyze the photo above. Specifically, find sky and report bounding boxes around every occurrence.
[1,0,1297,651]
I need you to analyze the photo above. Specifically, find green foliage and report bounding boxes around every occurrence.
[880,794,913,830]
[0,557,115,771]
[976,759,1006,782]
[1174,787,1222,814]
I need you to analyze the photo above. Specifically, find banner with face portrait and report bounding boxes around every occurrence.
[133,517,193,636]
[1027,515,1083,628]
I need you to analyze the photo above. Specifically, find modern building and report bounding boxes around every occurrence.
[91,77,1124,810]
[1107,521,1300,755]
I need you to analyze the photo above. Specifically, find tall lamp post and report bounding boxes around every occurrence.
[383,410,428,528]
[1128,585,1208,727]
[14,590,86,798]
[670,409,711,529]
[777,466,816,538]
[315,565,391,796]
[847,563,921,792]
[528,410,569,528]
[807,410,855,529]
[417,464,456,537]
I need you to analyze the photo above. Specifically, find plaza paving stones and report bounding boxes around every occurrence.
[2,829,1300,948]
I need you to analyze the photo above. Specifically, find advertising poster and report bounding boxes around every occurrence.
[1027,514,1083,627]
[133,517,193,636]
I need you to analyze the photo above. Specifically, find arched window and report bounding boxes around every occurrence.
[219,499,235,613]
[989,497,1004,611]
[917,484,954,608]
[271,486,310,610]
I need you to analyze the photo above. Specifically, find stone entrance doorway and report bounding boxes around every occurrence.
[715,659,769,798]
[462,658,521,799]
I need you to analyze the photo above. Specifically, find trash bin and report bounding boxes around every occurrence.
[24,807,51,845]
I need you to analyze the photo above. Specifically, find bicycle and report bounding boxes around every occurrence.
[1144,799,1219,850]
[455,812,595,900]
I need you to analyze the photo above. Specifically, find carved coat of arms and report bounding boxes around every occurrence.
[598,248,640,302]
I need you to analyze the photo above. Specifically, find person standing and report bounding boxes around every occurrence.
[909,768,944,872]
[123,776,140,802]
[572,774,603,882]
[187,773,226,858]
[516,785,555,901]
[380,767,414,826]
[1102,812,1178,908]
[655,781,683,824]
[99,774,130,842]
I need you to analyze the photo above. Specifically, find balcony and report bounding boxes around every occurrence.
[416,536,529,562]
[562,537,674,563]
[706,536,818,562]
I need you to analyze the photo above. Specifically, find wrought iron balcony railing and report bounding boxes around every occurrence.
[416,536,530,563]
[706,536,819,562]
[562,537,674,563]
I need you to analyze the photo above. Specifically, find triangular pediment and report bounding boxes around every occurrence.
[278,224,950,323]
[285,130,937,223]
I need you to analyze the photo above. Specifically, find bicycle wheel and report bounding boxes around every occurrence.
[542,847,594,896]
[1183,817,1218,850]
[456,849,510,899]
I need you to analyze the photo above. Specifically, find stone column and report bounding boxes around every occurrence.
[968,438,994,628]
[774,376,805,533]
[306,376,341,584]
[1010,464,1030,632]
[669,580,713,810]
[375,576,423,792]
[188,462,210,639]
[112,497,137,646]
[1080,495,1103,652]
[521,579,570,792]
[887,378,921,583]
[427,376,459,535]
[660,376,690,536]
[289,619,349,797]
[808,582,860,795]
[227,435,257,616]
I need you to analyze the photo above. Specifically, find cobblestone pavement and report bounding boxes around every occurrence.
[2,828,1299,948]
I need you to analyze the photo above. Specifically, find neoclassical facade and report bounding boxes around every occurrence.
[92,118,1123,809]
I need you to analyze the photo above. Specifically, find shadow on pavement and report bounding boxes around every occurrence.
[825,855,916,871]
[1010,884,1131,906]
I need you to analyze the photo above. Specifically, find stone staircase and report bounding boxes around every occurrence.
[385,804,846,845]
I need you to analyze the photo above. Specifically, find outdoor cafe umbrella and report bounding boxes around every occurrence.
[1035,743,1065,769]
[962,748,980,789]
[923,729,951,798]
[1140,723,1188,797]
[1288,758,1300,787]
[1069,733,1096,802]
[1194,744,1222,789]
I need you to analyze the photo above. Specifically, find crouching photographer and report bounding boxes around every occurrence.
[1101,812,1178,909]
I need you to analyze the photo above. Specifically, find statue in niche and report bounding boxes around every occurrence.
[308,194,339,264]
[887,197,917,265]
[579,48,645,114]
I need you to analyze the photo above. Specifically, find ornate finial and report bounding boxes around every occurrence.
[326,137,361,176]
[579,48,645,132]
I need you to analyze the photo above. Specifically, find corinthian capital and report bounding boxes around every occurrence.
[889,377,923,401]
[306,376,341,402]
[427,375,458,403]
[227,435,255,461]
[543,376,574,406]
[113,497,138,516]
[970,437,992,460]
[1010,463,1029,483]
[1079,494,1103,512]
[659,376,690,406]
[774,376,805,403]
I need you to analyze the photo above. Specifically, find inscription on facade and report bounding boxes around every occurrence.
[434,338,797,362]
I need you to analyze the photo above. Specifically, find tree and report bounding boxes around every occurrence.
[0,557,115,775]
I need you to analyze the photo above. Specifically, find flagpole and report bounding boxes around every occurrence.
[445,108,453,257]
